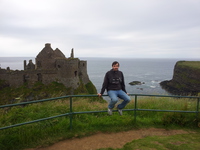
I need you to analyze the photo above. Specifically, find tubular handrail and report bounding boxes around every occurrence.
[0,94,199,130]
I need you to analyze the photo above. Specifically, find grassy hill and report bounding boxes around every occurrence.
[0,94,199,150]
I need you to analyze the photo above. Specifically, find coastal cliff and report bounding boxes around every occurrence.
[160,61,200,95]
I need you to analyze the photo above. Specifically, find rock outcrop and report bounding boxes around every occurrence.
[160,61,200,95]
[129,81,145,85]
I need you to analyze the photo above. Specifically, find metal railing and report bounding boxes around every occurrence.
[0,94,199,130]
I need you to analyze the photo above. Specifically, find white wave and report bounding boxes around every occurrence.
[150,86,156,88]
[151,80,160,83]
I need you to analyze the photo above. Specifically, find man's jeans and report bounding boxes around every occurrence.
[107,90,131,109]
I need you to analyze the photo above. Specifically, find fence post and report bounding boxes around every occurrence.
[134,95,137,123]
[70,96,73,130]
[196,97,200,126]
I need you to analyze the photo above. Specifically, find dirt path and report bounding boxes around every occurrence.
[26,128,191,150]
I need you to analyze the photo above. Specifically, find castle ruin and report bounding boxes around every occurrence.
[0,43,90,89]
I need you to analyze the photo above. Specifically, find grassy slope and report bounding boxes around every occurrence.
[0,96,200,150]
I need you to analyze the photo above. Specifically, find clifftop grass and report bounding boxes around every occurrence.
[177,61,200,69]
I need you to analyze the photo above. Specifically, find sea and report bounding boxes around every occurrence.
[0,57,199,95]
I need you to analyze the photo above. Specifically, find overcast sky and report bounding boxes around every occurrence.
[0,0,200,58]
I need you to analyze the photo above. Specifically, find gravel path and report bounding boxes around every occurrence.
[26,128,190,150]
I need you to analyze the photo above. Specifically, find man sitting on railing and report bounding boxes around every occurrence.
[98,61,131,115]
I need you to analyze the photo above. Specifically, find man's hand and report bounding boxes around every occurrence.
[97,93,102,97]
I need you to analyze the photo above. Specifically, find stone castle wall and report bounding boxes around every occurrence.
[0,43,90,89]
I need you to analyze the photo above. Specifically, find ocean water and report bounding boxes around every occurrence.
[84,57,176,95]
[0,57,199,95]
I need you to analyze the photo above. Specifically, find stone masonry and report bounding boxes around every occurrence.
[0,43,90,89]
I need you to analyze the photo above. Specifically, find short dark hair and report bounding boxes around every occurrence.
[112,61,119,66]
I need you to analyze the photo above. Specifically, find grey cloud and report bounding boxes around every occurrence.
[0,0,199,58]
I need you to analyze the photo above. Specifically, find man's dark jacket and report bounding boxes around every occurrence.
[100,69,127,95]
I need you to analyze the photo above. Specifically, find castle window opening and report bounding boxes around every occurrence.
[74,71,77,77]
[57,65,61,68]
[23,74,29,83]
[37,73,42,82]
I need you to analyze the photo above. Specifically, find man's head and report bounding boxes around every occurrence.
[112,61,119,71]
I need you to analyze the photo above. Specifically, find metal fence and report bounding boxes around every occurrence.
[0,94,199,130]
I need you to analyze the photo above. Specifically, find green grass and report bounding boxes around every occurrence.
[0,96,200,150]
[177,61,200,69]
[0,80,97,105]
[98,133,200,150]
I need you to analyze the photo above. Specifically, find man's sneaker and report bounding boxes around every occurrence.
[118,109,123,115]
[108,108,113,115]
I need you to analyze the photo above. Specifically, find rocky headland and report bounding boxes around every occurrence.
[160,61,200,95]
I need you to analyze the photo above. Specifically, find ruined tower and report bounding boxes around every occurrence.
[0,43,90,89]
[70,48,74,58]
